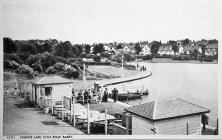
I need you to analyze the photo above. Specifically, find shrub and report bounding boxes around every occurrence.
[172,55,190,60]
[55,56,67,63]
[4,53,24,64]
[93,55,101,62]
[4,60,20,70]
[54,62,65,71]
[46,66,58,74]
[17,64,34,76]
[101,52,111,58]
[65,69,79,78]
[143,55,153,60]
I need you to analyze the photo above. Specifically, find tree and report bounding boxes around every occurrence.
[182,38,190,46]
[172,45,179,55]
[116,44,123,49]
[85,44,91,54]
[200,44,206,56]
[150,41,162,57]
[134,43,142,55]
[3,37,17,53]
[93,43,105,54]
[72,45,81,57]
[168,40,177,45]
[55,41,74,58]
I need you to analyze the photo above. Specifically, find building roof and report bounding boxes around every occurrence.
[206,43,218,49]
[124,98,210,121]
[31,75,73,85]
[183,46,199,52]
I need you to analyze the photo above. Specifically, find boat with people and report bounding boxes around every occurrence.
[117,88,149,101]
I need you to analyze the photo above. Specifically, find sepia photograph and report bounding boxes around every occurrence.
[1,0,221,139]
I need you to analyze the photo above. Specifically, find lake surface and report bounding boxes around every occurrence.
[114,62,218,126]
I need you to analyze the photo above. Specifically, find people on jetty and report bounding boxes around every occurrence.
[5,88,9,96]
[77,90,83,104]
[102,88,108,102]
[14,88,18,97]
[112,87,118,102]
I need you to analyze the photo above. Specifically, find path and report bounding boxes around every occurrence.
[95,71,152,87]
[3,96,85,135]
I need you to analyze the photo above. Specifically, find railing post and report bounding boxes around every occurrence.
[105,109,107,135]
[186,122,189,135]
[73,96,75,126]
[87,103,90,134]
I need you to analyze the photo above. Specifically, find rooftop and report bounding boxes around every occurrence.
[124,98,210,121]
[31,75,73,85]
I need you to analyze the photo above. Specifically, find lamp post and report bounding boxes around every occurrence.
[121,54,124,78]
[83,47,86,90]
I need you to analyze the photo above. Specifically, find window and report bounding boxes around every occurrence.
[45,87,52,96]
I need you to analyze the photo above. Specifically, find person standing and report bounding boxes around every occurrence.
[14,88,18,97]
[5,89,9,96]
[113,88,118,102]
[103,88,108,102]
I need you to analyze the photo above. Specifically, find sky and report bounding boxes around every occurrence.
[2,0,222,44]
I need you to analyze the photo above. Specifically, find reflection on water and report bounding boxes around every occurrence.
[114,62,218,125]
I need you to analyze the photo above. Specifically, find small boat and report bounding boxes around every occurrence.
[118,92,142,101]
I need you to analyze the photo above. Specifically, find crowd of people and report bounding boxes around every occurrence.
[75,87,119,104]
[137,64,147,71]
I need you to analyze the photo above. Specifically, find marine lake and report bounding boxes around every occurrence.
[113,62,218,126]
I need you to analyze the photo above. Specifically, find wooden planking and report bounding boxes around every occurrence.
[132,114,154,135]
[157,114,201,135]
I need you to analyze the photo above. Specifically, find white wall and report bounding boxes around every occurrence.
[131,114,155,135]
[52,84,72,101]
[156,114,201,135]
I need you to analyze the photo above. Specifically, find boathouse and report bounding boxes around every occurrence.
[30,75,73,109]
[124,98,210,135]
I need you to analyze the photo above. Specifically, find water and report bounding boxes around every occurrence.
[114,62,218,126]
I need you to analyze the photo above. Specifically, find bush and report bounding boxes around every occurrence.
[54,62,65,71]
[46,66,58,74]
[65,69,79,78]
[101,52,111,58]
[172,55,190,60]
[93,55,101,62]
[17,64,34,76]
[156,54,172,58]
[55,56,67,63]
[4,53,24,64]
[4,60,20,70]
[143,55,153,60]
[124,53,135,61]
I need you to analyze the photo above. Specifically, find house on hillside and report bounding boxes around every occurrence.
[158,45,174,56]
[205,43,218,56]
[30,75,73,110]
[104,45,111,51]
[183,46,200,55]
[141,45,151,55]
[123,45,131,52]
[124,98,210,135]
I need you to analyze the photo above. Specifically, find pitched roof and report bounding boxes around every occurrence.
[31,75,73,85]
[124,98,210,121]
[206,43,218,49]
[183,46,199,52]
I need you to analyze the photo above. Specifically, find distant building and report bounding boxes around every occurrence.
[183,46,200,55]
[123,45,131,52]
[141,45,151,55]
[205,43,218,56]
[158,44,174,56]
[30,75,73,109]
[124,98,210,135]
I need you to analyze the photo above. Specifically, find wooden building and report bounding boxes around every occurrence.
[30,75,73,109]
[124,98,210,135]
